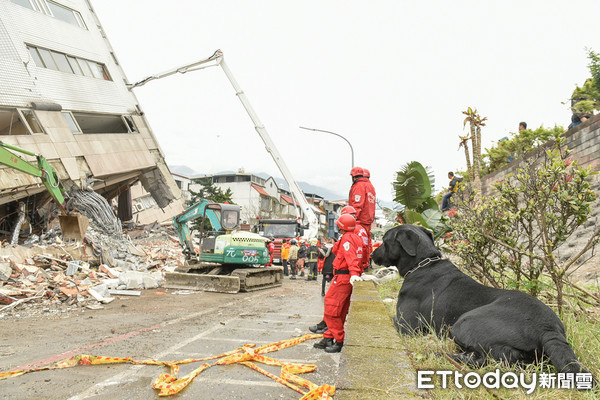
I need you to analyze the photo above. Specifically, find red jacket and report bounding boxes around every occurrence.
[332,232,363,277]
[349,177,376,226]
[355,223,369,266]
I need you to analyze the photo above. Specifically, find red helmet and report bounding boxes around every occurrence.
[363,168,370,178]
[350,166,364,177]
[336,214,356,231]
[340,205,357,216]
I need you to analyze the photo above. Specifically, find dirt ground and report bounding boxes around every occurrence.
[0,278,339,400]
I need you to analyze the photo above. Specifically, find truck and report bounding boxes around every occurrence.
[256,218,304,264]
[129,50,320,240]
[165,199,283,293]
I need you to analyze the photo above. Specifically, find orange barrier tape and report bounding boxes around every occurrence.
[0,334,335,399]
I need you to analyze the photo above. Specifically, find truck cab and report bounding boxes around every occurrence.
[257,219,304,264]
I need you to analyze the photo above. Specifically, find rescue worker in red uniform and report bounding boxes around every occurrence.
[312,214,363,353]
[266,236,275,266]
[308,207,367,335]
[348,166,376,269]
[340,205,369,273]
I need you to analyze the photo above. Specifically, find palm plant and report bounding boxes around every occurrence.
[393,161,450,239]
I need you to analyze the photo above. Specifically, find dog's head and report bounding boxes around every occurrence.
[371,224,441,276]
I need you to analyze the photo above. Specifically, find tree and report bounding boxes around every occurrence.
[569,48,600,116]
[458,134,472,178]
[188,177,234,206]
[462,107,487,198]
[448,138,599,314]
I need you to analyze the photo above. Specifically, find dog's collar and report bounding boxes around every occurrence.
[405,256,445,276]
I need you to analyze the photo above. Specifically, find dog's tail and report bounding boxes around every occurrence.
[543,333,597,387]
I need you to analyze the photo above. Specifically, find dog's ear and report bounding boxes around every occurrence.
[394,228,420,257]
[416,225,434,244]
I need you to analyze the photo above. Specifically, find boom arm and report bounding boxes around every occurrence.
[173,199,224,257]
[130,50,319,239]
[0,141,66,211]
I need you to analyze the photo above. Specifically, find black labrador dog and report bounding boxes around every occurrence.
[372,224,591,374]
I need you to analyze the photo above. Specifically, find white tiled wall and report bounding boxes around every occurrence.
[0,0,137,113]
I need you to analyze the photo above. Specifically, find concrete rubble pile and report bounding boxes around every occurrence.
[0,218,185,319]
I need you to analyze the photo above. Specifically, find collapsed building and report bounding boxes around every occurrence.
[0,0,183,242]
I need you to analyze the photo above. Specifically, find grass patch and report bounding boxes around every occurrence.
[375,273,600,399]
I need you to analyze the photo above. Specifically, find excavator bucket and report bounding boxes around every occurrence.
[59,213,89,241]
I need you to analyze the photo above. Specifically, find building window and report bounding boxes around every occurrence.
[62,112,81,133]
[47,1,86,28]
[10,0,87,29]
[26,45,111,81]
[10,0,39,11]
[226,176,235,183]
[260,197,271,211]
[21,110,44,133]
[0,109,44,135]
[71,112,131,134]
[123,116,138,133]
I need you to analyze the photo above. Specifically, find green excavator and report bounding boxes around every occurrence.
[165,199,283,293]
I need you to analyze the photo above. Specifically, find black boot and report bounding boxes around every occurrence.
[325,341,343,353]
[313,337,334,349]
[309,320,327,334]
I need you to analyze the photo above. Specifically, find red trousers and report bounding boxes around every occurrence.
[323,274,353,343]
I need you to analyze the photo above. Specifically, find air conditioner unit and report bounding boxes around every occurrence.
[135,203,145,212]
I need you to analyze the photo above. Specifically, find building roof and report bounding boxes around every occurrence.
[251,183,270,197]
[280,194,294,204]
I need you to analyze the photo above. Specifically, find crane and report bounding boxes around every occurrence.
[129,50,320,239]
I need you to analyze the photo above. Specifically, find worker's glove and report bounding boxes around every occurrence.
[350,275,363,286]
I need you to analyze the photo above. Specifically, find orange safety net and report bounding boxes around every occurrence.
[0,333,335,399]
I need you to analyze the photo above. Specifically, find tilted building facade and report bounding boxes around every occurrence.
[0,0,182,232]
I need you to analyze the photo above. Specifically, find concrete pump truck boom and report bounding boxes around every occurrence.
[129,50,319,241]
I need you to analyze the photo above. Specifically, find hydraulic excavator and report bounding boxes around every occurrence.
[0,141,88,240]
[165,199,283,293]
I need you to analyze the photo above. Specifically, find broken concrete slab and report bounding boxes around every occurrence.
[0,262,13,281]
[108,289,141,296]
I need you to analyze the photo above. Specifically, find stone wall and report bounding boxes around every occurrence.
[479,114,600,284]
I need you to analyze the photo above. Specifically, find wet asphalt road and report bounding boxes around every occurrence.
[0,276,339,400]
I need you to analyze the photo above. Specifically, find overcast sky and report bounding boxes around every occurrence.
[93,1,600,203]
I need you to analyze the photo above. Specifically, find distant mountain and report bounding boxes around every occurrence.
[168,165,201,177]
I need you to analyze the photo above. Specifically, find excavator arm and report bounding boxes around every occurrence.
[0,141,66,211]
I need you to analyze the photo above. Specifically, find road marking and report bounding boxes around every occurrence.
[199,337,272,344]
[233,327,298,333]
